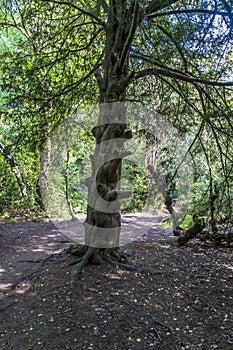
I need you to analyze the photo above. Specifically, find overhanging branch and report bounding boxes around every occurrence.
[146,0,179,15]
[222,0,233,28]
[148,9,230,19]
[131,68,233,87]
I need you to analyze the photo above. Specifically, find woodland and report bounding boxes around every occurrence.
[0,0,233,349]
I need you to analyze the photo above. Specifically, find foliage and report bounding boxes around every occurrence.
[121,161,148,212]
[0,0,232,226]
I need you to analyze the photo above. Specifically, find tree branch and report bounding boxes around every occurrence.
[119,1,140,69]
[94,67,104,92]
[39,28,103,84]
[156,23,188,71]
[222,0,233,28]
[146,0,179,15]
[130,50,194,74]
[40,53,104,100]
[131,68,233,87]
[42,0,105,27]
[148,9,230,19]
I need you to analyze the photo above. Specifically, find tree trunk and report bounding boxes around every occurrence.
[70,1,139,277]
[38,135,51,205]
[209,179,219,234]
[84,1,137,249]
[164,190,178,228]
[85,103,131,247]
[177,218,206,246]
[145,131,159,212]
[0,141,27,197]
[65,149,78,221]
[145,133,178,226]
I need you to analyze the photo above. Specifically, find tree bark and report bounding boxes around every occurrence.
[144,132,178,226]
[0,142,27,197]
[38,135,51,204]
[84,1,134,251]
[70,1,137,275]
[85,104,132,247]
[177,218,206,246]
[145,131,158,212]
[65,149,78,221]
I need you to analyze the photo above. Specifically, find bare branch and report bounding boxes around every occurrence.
[170,121,206,184]
[39,28,103,83]
[130,50,195,74]
[131,68,233,87]
[148,9,230,19]
[157,75,206,117]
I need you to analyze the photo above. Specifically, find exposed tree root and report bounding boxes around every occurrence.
[69,246,142,280]
[70,247,95,280]
[103,254,141,272]
[68,257,83,266]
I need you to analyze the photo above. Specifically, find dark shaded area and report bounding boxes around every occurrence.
[0,220,232,350]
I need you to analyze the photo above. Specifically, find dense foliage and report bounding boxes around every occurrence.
[0,0,232,230]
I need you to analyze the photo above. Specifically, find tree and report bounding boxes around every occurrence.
[1,0,233,276]
[0,141,27,197]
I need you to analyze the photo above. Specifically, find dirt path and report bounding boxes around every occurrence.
[0,214,170,291]
[0,220,71,292]
[0,217,232,350]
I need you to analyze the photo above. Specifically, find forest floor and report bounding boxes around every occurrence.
[0,214,232,350]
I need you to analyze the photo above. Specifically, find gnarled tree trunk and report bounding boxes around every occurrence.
[70,1,138,277]
[70,0,182,278]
